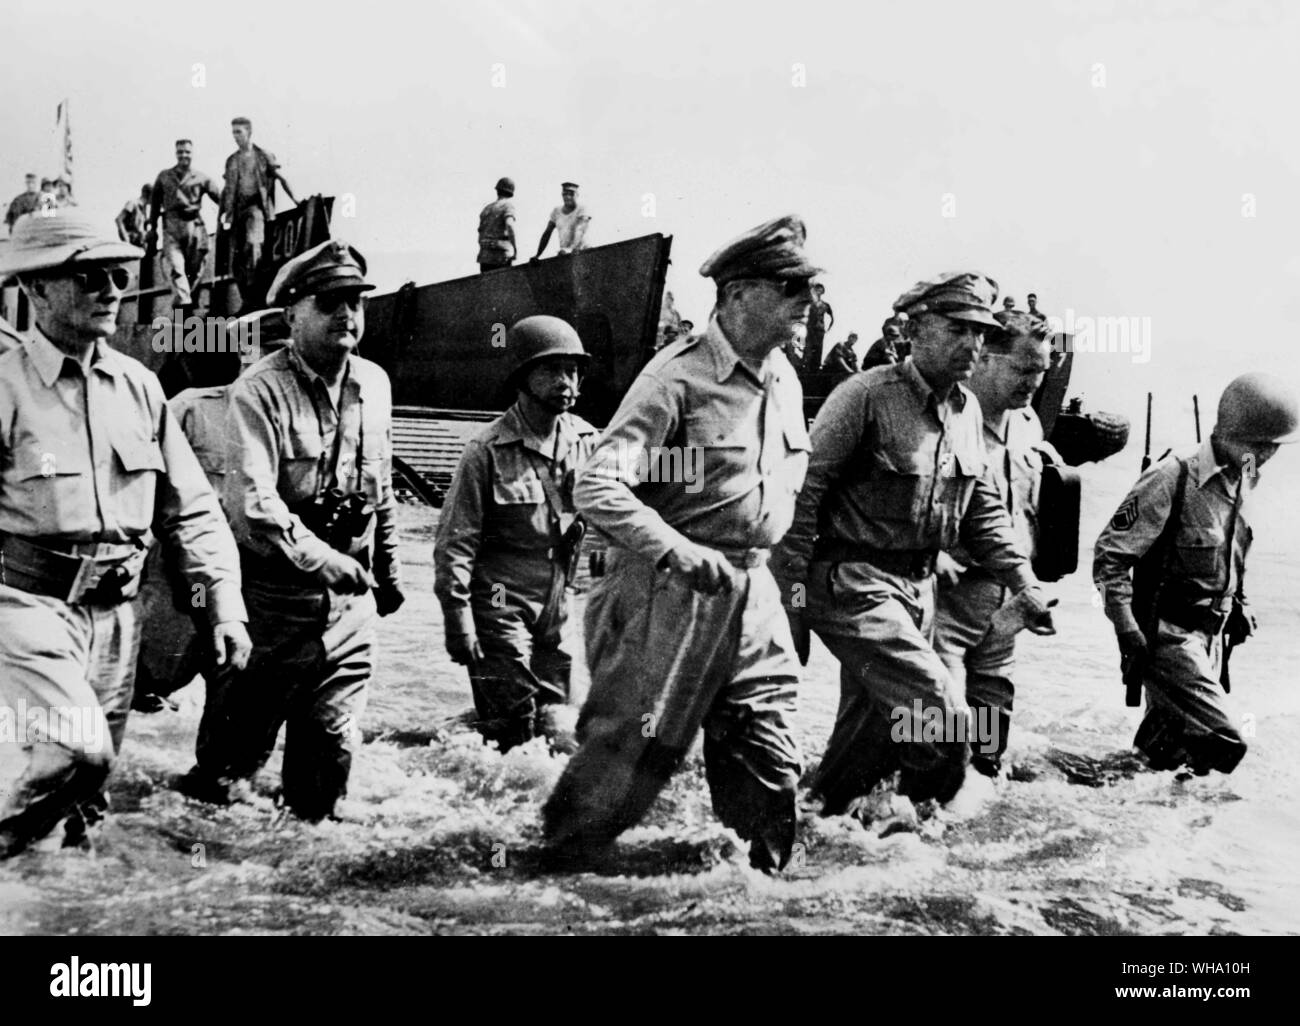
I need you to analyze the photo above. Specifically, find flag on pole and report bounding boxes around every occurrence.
[55,100,72,198]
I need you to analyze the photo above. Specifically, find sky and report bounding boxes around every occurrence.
[3,0,1299,471]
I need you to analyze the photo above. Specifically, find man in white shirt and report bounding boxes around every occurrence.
[534,182,591,257]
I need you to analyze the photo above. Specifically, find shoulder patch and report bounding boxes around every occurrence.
[1110,495,1139,531]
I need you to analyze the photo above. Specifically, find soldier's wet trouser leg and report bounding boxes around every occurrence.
[280,589,374,821]
[0,585,139,855]
[934,574,1016,776]
[808,560,968,812]
[544,551,801,869]
[1137,620,1245,774]
[196,576,374,819]
[469,560,570,750]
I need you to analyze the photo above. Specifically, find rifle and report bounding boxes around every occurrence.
[1193,394,1202,444]
[1140,392,1152,472]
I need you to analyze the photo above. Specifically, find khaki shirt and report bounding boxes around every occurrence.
[1093,439,1252,636]
[434,403,598,637]
[0,328,245,624]
[223,346,401,590]
[0,316,23,356]
[575,316,810,564]
[170,385,232,492]
[951,406,1052,567]
[151,165,220,223]
[774,358,1033,590]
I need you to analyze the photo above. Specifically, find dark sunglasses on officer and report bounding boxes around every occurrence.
[71,266,132,293]
[313,289,367,314]
[752,275,817,298]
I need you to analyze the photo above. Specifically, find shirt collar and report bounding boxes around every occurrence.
[28,326,120,387]
[901,356,967,413]
[706,315,768,386]
[496,401,580,459]
[287,345,360,397]
[1193,436,1233,489]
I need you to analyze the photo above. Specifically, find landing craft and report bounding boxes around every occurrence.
[1,201,1125,493]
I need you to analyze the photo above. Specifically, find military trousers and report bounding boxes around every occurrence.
[162,216,209,307]
[543,548,802,871]
[195,572,374,821]
[467,554,571,750]
[933,570,1016,776]
[1135,618,1245,774]
[231,205,266,305]
[807,559,969,812]
[0,583,140,855]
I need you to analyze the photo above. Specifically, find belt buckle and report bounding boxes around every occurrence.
[66,553,109,604]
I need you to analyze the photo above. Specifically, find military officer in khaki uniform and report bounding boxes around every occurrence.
[434,315,598,751]
[774,272,1053,824]
[0,211,249,858]
[543,215,819,873]
[133,338,269,713]
[184,239,404,822]
[1094,373,1298,774]
[932,311,1058,778]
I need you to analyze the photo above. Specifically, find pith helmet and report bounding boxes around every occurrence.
[1216,373,1300,444]
[506,315,588,386]
[0,209,143,281]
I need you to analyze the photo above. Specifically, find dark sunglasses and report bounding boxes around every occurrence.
[72,266,131,293]
[753,276,816,298]
[313,290,367,314]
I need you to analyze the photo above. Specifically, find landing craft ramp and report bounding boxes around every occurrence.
[364,234,673,428]
[364,234,672,503]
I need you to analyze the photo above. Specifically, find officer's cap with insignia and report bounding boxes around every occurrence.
[266,239,375,307]
[699,214,825,286]
[893,271,1001,328]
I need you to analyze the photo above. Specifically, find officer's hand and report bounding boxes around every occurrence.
[447,632,484,667]
[786,607,811,666]
[375,585,405,617]
[992,587,1058,637]
[220,217,231,232]
[1117,628,1148,660]
[211,621,252,672]
[663,543,738,595]
[317,552,376,594]
[935,552,965,589]
[1020,588,1059,636]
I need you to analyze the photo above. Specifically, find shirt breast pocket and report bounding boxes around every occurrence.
[280,428,323,503]
[937,450,983,544]
[14,441,91,527]
[1178,528,1224,583]
[492,475,545,506]
[359,436,389,505]
[685,411,750,494]
[489,456,548,547]
[111,431,167,530]
[865,450,931,522]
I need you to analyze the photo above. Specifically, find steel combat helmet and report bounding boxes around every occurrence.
[1215,373,1300,444]
[505,315,589,388]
